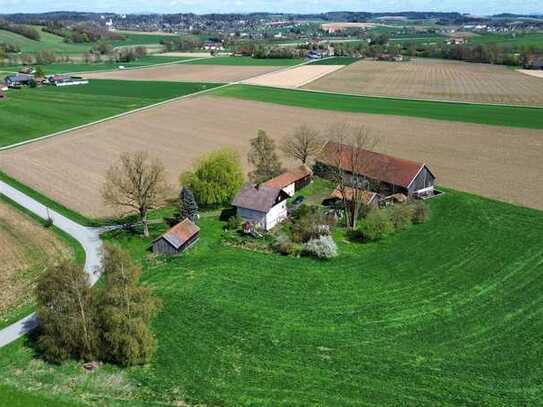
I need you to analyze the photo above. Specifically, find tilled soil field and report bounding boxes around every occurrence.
[243,65,345,88]
[0,96,541,217]
[305,58,543,106]
[83,63,282,83]
[0,200,70,318]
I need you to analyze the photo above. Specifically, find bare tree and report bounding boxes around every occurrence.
[102,151,169,237]
[325,124,379,229]
[281,125,324,165]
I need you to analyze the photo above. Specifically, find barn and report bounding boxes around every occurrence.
[316,141,436,198]
[263,165,313,197]
[152,218,200,256]
[232,184,290,231]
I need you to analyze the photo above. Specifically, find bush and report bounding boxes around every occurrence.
[274,234,301,256]
[411,200,430,224]
[359,209,394,241]
[291,207,334,243]
[303,235,338,259]
[388,204,413,230]
[226,214,243,230]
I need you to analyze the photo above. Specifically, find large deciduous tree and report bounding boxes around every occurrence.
[35,260,98,363]
[248,129,283,183]
[181,149,244,207]
[102,151,169,237]
[97,244,160,367]
[281,125,323,165]
[325,124,379,229]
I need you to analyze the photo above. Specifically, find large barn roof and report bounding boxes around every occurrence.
[232,184,288,213]
[318,142,431,188]
[263,165,312,190]
[156,218,200,250]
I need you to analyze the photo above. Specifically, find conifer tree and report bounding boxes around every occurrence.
[179,187,199,222]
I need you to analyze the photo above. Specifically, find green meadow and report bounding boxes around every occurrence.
[213,84,543,129]
[1,190,542,405]
[0,80,222,147]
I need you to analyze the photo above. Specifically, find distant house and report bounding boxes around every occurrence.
[376,53,404,62]
[316,142,436,198]
[263,165,313,197]
[447,37,466,45]
[523,55,543,70]
[152,218,200,256]
[232,184,290,231]
[47,75,89,87]
[4,74,33,88]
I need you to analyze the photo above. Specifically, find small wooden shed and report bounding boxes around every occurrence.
[152,219,200,256]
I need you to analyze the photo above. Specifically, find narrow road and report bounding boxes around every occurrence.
[0,180,103,348]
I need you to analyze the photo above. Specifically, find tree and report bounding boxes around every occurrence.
[358,209,394,241]
[181,149,244,207]
[281,125,323,165]
[179,186,198,222]
[102,151,169,237]
[248,129,283,183]
[34,65,45,78]
[35,260,98,363]
[325,124,380,229]
[97,244,160,366]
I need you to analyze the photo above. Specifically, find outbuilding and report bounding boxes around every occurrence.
[316,141,436,198]
[232,184,290,231]
[263,165,313,197]
[152,218,200,256]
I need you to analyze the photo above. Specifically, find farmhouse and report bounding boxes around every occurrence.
[316,142,436,198]
[232,184,290,231]
[47,75,89,87]
[152,218,200,256]
[263,165,313,196]
[4,74,33,88]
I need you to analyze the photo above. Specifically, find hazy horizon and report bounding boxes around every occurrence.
[1,1,541,17]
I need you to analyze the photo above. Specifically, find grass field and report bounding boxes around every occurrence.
[308,57,360,65]
[470,31,543,47]
[305,58,543,106]
[0,196,84,330]
[185,56,304,66]
[0,79,222,147]
[213,84,543,129]
[1,190,542,405]
[0,28,91,55]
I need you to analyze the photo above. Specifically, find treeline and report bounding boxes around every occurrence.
[0,19,40,40]
[43,21,125,44]
[161,35,203,52]
[0,42,20,58]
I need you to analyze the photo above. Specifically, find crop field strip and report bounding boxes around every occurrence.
[1,190,543,405]
[0,80,223,147]
[1,94,541,218]
[304,58,543,106]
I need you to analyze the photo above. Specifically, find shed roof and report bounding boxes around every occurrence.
[155,218,200,250]
[263,165,312,190]
[232,184,288,213]
[318,142,432,188]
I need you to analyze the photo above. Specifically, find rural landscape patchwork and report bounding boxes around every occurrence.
[0,5,542,406]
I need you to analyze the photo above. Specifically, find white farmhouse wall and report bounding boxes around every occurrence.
[265,200,288,230]
[282,183,295,197]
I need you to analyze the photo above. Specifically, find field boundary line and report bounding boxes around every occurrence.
[0,58,326,151]
[64,55,214,75]
[0,82,231,151]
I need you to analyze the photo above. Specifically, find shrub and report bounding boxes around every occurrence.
[388,204,413,230]
[226,214,243,230]
[291,208,333,243]
[274,234,301,256]
[411,200,430,224]
[359,209,394,241]
[303,235,338,259]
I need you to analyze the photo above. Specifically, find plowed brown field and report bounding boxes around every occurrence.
[305,58,543,106]
[0,96,541,217]
[0,200,70,319]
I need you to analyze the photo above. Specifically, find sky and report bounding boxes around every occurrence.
[1,0,541,16]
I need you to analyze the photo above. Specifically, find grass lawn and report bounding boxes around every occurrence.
[470,31,543,48]
[111,32,177,47]
[213,84,543,129]
[1,189,542,405]
[0,79,222,147]
[0,28,92,55]
[0,384,79,407]
[185,56,304,66]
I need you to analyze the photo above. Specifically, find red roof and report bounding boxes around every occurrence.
[157,218,200,250]
[263,165,313,189]
[318,142,428,188]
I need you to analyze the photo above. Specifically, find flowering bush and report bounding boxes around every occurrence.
[303,235,338,259]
